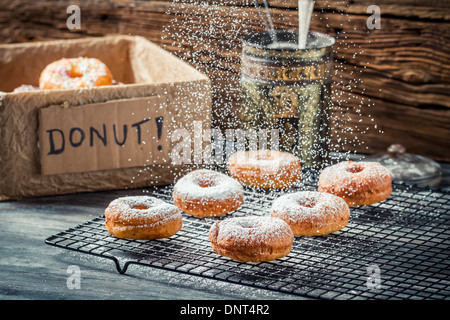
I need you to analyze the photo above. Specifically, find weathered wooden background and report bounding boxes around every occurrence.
[1,0,449,161]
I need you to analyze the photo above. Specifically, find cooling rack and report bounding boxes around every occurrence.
[45,179,450,300]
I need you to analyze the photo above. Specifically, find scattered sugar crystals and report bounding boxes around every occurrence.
[128,1,383,190]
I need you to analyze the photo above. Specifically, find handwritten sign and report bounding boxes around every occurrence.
[39,96,169,175]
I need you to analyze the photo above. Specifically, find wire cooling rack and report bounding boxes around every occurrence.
[45,179,450,300]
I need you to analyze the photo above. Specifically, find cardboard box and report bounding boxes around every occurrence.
[0,35,211,200]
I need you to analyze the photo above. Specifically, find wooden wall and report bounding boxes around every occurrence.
[1,0,449,161]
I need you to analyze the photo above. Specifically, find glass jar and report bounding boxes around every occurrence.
[365,144,442,187]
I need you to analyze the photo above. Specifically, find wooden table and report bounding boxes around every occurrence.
[0,188,306,301]
[1,160,449,301]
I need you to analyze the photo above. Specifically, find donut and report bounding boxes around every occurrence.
[318,161,393,207]
[227,150,302,189]
[172,169,244,218]
[271,191,350,236]
[105,196,182,240]
[39,57,113,90]
[208,216,294,262]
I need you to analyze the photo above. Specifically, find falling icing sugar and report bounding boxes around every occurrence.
[153,1,384,182]
[298,0,314,49]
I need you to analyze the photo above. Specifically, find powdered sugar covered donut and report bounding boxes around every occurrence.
[318,161,392,207]
[39,57,113,90]
[172,169,244,218]
[227,150,302,189]
[208,216,294,262]
[271,191,350,236]
[105,196,182,240]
